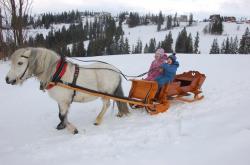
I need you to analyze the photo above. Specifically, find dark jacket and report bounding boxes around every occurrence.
[155,61,179,88]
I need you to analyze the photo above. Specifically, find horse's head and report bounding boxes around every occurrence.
[5,48,34,85]
[6,47,60,86]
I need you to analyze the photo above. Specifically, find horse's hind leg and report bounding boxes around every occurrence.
[94,99,110,125]
[57,102,78,134]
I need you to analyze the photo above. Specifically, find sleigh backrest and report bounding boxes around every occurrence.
[160,71,206,97]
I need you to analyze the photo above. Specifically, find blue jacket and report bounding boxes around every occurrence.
[155,61,179,88]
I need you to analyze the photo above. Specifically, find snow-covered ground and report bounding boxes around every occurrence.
[1,53,250,165]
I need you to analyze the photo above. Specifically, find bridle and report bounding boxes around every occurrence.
[19,55,30,80]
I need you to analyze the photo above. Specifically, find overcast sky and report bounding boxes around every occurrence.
[32,0,250,19]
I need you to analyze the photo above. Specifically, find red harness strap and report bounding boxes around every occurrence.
[46,59,68,90]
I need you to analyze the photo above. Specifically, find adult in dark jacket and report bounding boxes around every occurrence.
[155,53,179,88]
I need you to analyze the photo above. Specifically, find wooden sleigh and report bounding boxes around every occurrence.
[128,71,206,115]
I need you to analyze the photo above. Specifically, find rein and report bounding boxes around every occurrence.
[44,56,160,91]
[67,57,158,81]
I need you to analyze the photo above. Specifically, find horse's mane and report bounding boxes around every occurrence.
[28,47,61,88]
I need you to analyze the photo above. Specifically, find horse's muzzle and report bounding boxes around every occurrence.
[5,77,16,85]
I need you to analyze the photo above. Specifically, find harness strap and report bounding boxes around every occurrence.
[46,57,68,90]
[71,64,79,103]
[51,58,67,82]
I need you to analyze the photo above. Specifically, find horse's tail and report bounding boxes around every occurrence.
[114,77,129,117]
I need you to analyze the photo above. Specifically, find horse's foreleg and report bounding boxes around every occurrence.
[94,99,110,125]
[57,102,78,134]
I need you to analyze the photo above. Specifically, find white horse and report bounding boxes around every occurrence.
[5,47,129,134]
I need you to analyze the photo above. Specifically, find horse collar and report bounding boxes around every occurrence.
[46,57,68,90]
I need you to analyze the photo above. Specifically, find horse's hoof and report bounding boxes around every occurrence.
[116,113,123,117]
[93,122,99,126]
[73,129,78,134]
[56,122,66,130]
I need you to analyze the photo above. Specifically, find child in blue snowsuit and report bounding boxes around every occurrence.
[155,53,179,88]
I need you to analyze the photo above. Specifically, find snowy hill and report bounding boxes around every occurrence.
[123,22,250,54]
[22,19,250,54]
[1,53,250,165]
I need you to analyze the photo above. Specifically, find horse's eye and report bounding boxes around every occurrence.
[18,62,23,65]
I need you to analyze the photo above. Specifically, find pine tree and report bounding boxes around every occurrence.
[194,32,199,54]
[116,24,124,37]
[76,41,86,57]
[186,33,193,53]
[46,29,55,48]
[71,42,78,56]
[166,31,173,53]
[133,39,143,54]
[173,12,178,27]
[157,41,161,49]
[84,20,89,39]
[139,40,143,53]
[124,38,130,54]
[218,19,224,35]
[35,34,45,46]
[148,38,156,53]
[119,35,125,54]
[162,31,173,53]
[210,17,223,35]
[243,36,250,54]
[221,40,226,54]
[232,36,239,54]
[224,37,230,54]
[177,20,180,27]
[144,44,149,53]
[158,11,164,25]
[61,45,68,56]
[210,38,220,54]
[166,15,172,30]
[111,38,119,55]
[222,36,239,54]
[175,27,188,53]
[228,37,234,54]
[128,12,140,27]
[239,27,250,54]
[175,32,182,53]
[188,13,193,26]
